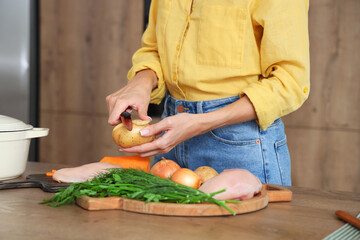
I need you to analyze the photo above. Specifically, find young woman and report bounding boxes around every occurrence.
[106,0,310,186]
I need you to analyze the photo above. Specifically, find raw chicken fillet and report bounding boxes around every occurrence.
[53,162,122,183]
[199,169,262,200]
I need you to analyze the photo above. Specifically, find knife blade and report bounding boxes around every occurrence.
[120,108,133,131]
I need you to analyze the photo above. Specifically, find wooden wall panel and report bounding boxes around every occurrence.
[283,0,360,192]
[39,0,359,193]
[40,0,143,115]
[287,128,360,193]
[39,0,144,164]
[284,0,360,130]
[40,113,132,165]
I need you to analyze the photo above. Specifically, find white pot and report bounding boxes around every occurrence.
[0,115,49,180]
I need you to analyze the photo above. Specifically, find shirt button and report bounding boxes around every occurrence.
[176,45,180,51]
[303,87,309,94]
[187,16,191,22]
[173,75,177,81]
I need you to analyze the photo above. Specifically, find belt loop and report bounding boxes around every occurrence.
[197,101,203,114]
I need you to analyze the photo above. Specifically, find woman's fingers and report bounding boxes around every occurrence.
[106,92,124,125]
[140,121,166,137]
[106,90,151,125]
[106,93,116,115]
[106,69,156,126]
[108,100,128,125]
[122,146,162,158]
[121,134,172,155]
[137,105,151,121]
[120,113,199,157]
[138,151,161,158]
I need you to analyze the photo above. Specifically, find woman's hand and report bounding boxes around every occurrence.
[106,69,158,125]
[120,113,205,157]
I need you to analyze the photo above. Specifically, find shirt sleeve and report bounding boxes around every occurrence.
[127,0,166,104]
[241,0,310,130]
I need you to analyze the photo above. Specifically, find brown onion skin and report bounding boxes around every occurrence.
[150,159,181,179]
[171,168,201,189]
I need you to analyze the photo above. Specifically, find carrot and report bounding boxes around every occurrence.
[100,155,150,172]
[46,170,57,177]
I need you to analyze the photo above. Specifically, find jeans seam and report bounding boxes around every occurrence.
[184,141,189,168]
[258,124,269,184]
[275,147,285,185]
[275,138,287,185]
[176,139,180,166]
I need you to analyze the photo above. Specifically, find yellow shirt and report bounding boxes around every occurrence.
[128,0,310,130]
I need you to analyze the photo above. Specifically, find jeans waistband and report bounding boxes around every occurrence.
[165,95,240,114]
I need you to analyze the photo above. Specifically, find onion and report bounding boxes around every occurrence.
[150,157,181,179]
[171,168,201,189]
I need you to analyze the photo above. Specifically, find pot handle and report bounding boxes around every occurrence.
[25,128,49,139]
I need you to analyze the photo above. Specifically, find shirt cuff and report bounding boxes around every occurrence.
[241,83,282,130]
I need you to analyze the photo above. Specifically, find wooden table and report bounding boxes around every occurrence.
[0,162,359,240]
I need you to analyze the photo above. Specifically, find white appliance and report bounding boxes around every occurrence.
[0,0,38,162]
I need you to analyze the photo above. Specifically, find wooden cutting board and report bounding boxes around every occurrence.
[76,184,292,216]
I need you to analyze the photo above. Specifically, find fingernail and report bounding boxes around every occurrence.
[147,116,152,121]
[118,148,123,152]
[140,129,150,136]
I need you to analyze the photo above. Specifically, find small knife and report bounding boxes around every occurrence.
[120,107,133,131]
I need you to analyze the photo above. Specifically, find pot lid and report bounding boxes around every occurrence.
[0,115,33,132]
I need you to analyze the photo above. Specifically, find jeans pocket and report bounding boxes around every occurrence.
[197,5,246,68]
[275,138,291,185]
[209,121,259,145]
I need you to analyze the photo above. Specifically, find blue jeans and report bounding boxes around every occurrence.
[153,95,292,186]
